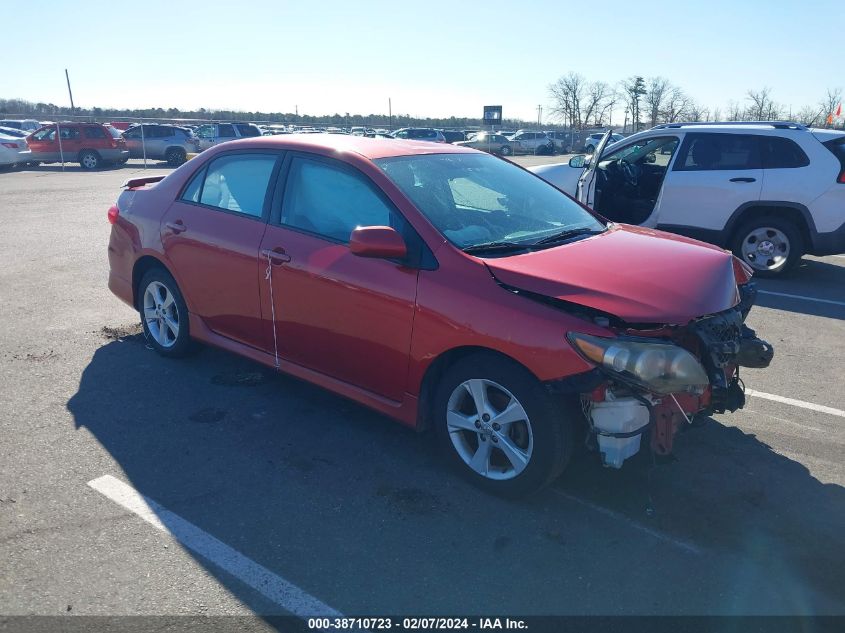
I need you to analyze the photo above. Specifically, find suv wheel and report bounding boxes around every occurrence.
[433,353,573,497]
[165,147,187,166]
[500,145,512,156]
[732,217,803,277]
[138,268,192,357]
[79,150,100,170]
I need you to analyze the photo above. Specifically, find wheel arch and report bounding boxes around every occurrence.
[726,201,816,251]
[132,254,172,310]
[415,345,539,432]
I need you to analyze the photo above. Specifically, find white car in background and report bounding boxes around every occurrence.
[0,119,42,133]
[529,122,845,276]
[0,128,32,168]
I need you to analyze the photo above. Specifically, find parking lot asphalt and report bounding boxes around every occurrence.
[1,158,844,619]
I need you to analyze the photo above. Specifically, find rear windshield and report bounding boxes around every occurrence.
[824,137,845,168]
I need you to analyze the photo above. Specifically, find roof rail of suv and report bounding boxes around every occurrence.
[651,121,808,131]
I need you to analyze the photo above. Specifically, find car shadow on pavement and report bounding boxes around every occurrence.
[67,332,845,616]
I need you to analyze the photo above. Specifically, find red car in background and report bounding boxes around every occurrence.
[27,122,129,169]
[106,135,773,497]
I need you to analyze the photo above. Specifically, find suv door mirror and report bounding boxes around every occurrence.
[569,155,587,168]
[349,226,407,259]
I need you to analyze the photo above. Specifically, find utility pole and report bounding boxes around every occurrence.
[537,105,542,127]
[65,69,75,114]
[389,98,393,130]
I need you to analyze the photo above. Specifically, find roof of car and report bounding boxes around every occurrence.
[221,132,474,160]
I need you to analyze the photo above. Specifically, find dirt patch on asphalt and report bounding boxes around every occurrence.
[99,323,145,343]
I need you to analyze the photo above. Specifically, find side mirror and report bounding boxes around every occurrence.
[569,154,587,168]
[349,226,407,260]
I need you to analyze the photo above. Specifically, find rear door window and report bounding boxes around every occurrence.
[84,126,107,139]
[674,133,761,171]
[218,124,236,137]
[235,124,261,137]
[195,153,278,218]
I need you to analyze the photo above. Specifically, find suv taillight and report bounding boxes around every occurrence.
[838,169,845,184]
[107,204,119,224]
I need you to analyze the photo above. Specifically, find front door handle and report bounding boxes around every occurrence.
[261,248,291,263]
[729,177,756,183]
[165,220,187,233]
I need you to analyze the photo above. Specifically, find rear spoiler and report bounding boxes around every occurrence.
[122,175,166,189]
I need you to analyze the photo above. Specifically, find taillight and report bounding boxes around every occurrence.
[1,142,18,149]
[107,204,119,224]
[838,169,845,184]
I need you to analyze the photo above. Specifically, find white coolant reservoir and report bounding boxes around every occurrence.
[590,394,650,468]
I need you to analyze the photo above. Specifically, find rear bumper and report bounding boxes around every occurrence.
[809,221,845,256]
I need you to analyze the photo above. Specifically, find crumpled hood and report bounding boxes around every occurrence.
[485,224,746,325]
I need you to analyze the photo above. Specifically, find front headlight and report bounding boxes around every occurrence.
[568,333,709,395]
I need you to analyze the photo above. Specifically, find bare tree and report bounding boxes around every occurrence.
[745,87,782,120]
[661,87,690,123]
[726,100,744,121]
[582,81,612,127]
[644,77,670,127]
[820,87,842,124]
[549,72,587,130]
[796,105,822,126]
[686,101,710,122]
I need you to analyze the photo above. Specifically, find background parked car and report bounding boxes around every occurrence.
[26,122,129,169]
[441,130,466,143]
[122,124,199,166]
[455,132,514,155]
[508,130,554,155]
[0,119,42,133]
[0,130,31,168]
[583,132,624,153]
[391,128,447,143]
[546,130,575,154]
[194,122,263,151]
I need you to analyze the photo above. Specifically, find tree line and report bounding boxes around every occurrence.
[0,98,539,130]
[548,73,843,132]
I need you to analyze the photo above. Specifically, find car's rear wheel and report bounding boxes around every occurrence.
[138,268,191,357]
[433,353,573,498]
[166,147,187,166]
[500,145,512,156]
[79,150,100,170]
[732,217,803,278]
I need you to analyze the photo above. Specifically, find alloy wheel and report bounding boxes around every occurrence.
[446,378,533,480]
[143,281,180,348]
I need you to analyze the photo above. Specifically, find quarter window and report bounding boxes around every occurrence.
[280,158,398,243]
[761,137,810,169]
[674,133,761,171]
[194,154,277,217]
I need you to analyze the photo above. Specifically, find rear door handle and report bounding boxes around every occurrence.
[261,248,291,263]
[729,177,756,183]
[165,221,186,233]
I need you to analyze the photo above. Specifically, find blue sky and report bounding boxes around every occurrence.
[8,0,842,122]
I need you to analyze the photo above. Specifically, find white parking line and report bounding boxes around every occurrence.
[88,475,342,618]
[550,489,702,556]
[757,290,845,307]
[745,390,845,418]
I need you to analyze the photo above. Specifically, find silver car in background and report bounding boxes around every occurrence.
[122,124,199,166]
[194,122,263,151]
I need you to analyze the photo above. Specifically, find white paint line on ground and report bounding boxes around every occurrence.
[550,489,702,556]
[745,389,845,419]
[758,290,845,308]
[88,475,342,618]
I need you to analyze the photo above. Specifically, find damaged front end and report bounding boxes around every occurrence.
[565,283,773,468]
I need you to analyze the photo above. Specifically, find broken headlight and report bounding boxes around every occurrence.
[567,333,710,395]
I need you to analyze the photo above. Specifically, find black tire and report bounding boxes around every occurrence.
[78,150,100,170]
[165,147,187,166]
[500,145,512,156]
[138,268,192,358]
[433,353,574,498]
[731,216,803,278]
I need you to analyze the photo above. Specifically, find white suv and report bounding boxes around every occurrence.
[529,122,845,276]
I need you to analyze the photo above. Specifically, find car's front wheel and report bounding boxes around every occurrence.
[138,268,191,357]
[433,353,573,497]
[500,145,512,156]
[732,217,803,277]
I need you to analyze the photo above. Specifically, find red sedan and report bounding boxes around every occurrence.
[107,134,772,496]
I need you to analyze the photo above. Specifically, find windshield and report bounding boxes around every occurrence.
[376,153,604,251]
